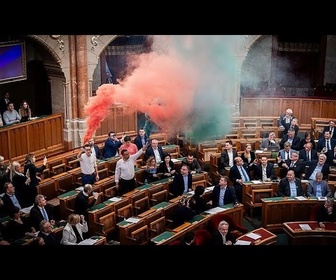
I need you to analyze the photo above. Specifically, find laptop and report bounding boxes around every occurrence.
[266,146,280,152]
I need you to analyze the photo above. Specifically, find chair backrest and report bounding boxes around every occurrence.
[149,216,166,238]
[150,189,169,206]
[117,204,133,220]
[130,225,149,245]
[194,229,212,245]
[98,211,116,236]
[134,196,150,216]
[209,213,248,237]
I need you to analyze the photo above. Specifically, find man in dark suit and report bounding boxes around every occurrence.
[133,128,148,151]
[211,175,239,207]
[279,128,301,151]
[277,169,304,197]
[278,108,294,137]
[74,184,99,220]
[229,156,252,203]
[279,151,304,179]
[219,140,238,175]
[322,120,336,139]
[88,138,103,160]
[253,156,277,181]
[170,165,192,198]
[317,131,336,153]
[144,138,164,162]
[29,194,56,230]
[1,182,25,217]
[299,142,318,161]
[0,92,10,117]
[303,154,330,181]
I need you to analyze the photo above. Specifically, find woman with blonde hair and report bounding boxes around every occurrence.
[145,156,160,183]
[61,213,88,245]
[19,100,32,122]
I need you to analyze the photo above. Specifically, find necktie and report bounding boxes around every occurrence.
[240,166,249,181]
[262,167,267,181]
[41,207,49,221]
[290,161,294,168]
[306,152,310,161]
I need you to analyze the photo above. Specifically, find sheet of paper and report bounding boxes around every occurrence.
[246,232,261,240]
[235,240,251,245]
[318,197,327,201]
[204,207,226,214]
[75,186,84,191]
[206,186,215,191]
[299,224,312,230]
[109,197,122,202]
[125,217,141,223]
[295,196,307,200]
[78,238,97,245]
[20,205,34,214]
[251,180,262,184]
[301,180,309,183]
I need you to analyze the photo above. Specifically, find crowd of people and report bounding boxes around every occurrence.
[1,108,336,245]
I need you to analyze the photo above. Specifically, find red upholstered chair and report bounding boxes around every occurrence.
[310,203,321,221]
[194,229,212,245]
[209,213,248,238]
[168,240,182,245]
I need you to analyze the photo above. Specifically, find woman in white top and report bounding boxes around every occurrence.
[61,213,88,245]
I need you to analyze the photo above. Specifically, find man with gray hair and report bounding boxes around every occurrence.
[307,171,332,197]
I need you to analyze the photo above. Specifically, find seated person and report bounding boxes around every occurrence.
[326,145,336,167]
[260,132,280,151]
[1,182,25,217]
[307,172,332,198]
[279,128,301,151]
[5,206,36,243]
[181,154,202,174]
[2,102,21,125]
[299,132,316,150]
[322,119,336,140]
[212,220,236,245]
[278,151,304,179]
[253,156,277,181]
[316,197,336,228]
[277,141,296,162]
[302,153,330,181]
[298,142,318,162]
[30,194,56,230]
[240,143,257,167]
[219,140,238,174]
[170,165,192,198]
[144,156,161,183]
[18,100,32,122]
[157,153,176,178]
[210,176,239,207]
[277,170,304,197]
[38,220,61,245]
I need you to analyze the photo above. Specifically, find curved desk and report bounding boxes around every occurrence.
[283,221,336,245]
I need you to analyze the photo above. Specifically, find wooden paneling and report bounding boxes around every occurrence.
[0,114,65,163]
[241,98,336,125]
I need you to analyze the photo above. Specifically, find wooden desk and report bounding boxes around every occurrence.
[283,221,336,245]
[58,190,79,219]
[87,203,114,236]
[236,227,277,245]
[261,197,324,232]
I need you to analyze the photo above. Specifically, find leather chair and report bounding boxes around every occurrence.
[209,213,248,238]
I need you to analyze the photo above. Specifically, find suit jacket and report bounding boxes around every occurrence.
[157,160,175,178]
[181,158,202,173]
[74,191,97,220]
[38,231,60,245]
[323,125,336,139]
[229,163,251,185]
[279,158,305,178]
[241,151,256,167]
[144,146,165,162]
[299,139,316,150]
[29,203,55,230]
[220,150,238,168]
[316,205,336,224]
[23,162,46,188]
[60,221,89,245]
[307,179,332,197]
[278,148,297,160]
[279,135,301,151]
[171,173,192,197]
[303,160,330,180]
[104,138,122,158]
[1,193,25,216]
[326,149,336,166]
[212,229,236,245]
[93,144,103,159]
[278,114,294,129]
[253,162,277,181]
[134,134,148,151]
[298,149,318,161]
[317,138,336,152]
[211,185,238,207]
[277,177,304,197]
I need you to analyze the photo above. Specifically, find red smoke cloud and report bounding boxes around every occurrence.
[83,51,199,144]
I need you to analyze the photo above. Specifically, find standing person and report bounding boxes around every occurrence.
[219,140,238,175]
[60,213,88,245]
[77,144,99,185]
[104,131,123,158]
[278,108,294,137]
[24,153,47,206]
[10,161,30,207]
[0,92,10,117]
[87,138,103,160]
[74,184,99,221]
[115,143,149,195]
[133,128,148,151]
[18,100,32,122]
[2,102,21,125]
[212,220,236,245]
